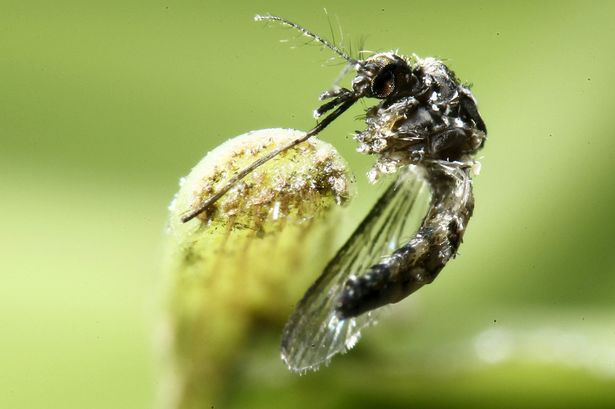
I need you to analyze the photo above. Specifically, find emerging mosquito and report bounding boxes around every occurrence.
[182,15,487,373]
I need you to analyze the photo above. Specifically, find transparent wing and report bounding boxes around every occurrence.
[281,167,429,372]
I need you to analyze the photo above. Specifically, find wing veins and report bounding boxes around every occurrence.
[281,168,428,372]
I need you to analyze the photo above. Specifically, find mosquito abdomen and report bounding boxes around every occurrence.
[336,162,475,319]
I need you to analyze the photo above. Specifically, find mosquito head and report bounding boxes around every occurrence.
[313,52,420,119]
[351,52,418,100]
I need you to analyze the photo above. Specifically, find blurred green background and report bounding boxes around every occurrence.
[2,0,615,408]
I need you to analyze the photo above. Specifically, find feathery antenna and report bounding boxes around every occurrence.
[255,14,358,65]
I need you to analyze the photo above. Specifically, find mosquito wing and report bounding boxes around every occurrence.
[281,166,428,372]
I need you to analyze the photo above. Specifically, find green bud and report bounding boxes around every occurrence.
[159,128,352,409]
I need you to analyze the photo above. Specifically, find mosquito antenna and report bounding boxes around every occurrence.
[255,14,358,65]
[181,96,359,223]
[333,13,348,58]
[324,9,337,54]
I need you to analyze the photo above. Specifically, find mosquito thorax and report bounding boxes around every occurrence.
[352,54,487,182]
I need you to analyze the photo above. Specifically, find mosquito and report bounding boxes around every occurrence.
[181,15,487,373]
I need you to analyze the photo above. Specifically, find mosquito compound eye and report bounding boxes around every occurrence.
[371,66,396,98]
